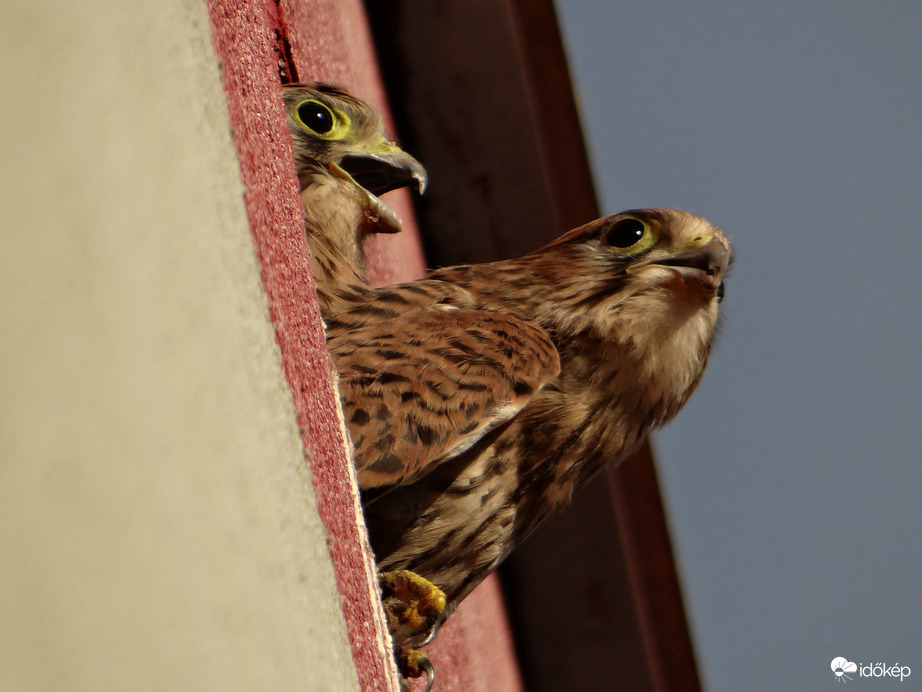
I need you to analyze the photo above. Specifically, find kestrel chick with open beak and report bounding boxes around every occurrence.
[326,209,731,676]
[282,84,427,316]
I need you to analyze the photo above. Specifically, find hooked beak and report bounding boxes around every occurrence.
[336,149,427,196]
[326,149,427,235]
[651,237,731,298]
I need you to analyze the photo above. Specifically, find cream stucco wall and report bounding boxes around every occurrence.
[0,3,358,690]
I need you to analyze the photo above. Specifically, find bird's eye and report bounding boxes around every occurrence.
[296,99,336,135]
[604,217,648,250]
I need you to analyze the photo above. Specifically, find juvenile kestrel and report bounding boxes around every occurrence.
[326,209,730,671]
[281,83,426,316]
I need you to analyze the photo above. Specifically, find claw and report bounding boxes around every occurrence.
[400,648,435,691]
[417,621,440,648]
[379,570,445,690]
[379,570,446,642]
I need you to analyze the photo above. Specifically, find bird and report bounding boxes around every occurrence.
[325,209,731,665]
[281,83,427,317]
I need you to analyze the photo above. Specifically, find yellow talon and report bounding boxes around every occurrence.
[400,648,435,691]
[379,569,446,639]
[379,570,444,690]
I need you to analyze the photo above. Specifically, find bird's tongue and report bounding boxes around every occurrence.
[357,187,403,235]
[327,161,404,234]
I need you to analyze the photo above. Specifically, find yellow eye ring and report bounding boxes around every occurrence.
[294,99,349,139]
[604,217,655,254]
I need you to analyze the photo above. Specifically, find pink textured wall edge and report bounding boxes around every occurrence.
[206,1,398,689]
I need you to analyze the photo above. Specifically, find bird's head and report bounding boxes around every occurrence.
[529,208,731,406]
[533,208,729,323]
[282,83,427,234]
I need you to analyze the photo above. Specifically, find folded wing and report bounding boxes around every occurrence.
[328,299,560,489]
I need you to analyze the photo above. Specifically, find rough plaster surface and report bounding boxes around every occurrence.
[0,2,358,690]
[206,0,399,688]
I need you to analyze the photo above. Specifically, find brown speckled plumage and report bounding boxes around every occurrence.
[325,209,732,621]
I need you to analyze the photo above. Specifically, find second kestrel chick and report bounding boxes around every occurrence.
[282,83,427,315]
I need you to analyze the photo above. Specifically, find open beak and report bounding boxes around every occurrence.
[326,148,427,235]
[338,150,427,196]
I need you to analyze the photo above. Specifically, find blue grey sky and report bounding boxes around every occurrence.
[554,2,922,689]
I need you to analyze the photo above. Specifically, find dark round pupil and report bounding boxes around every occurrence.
[298,101,334,134]
[605,218,645,248]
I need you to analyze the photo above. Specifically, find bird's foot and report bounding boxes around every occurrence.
[379,570,445,691]
[398,648,435,691]
[379,569,446,642]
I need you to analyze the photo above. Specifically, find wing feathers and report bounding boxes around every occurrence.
[328,305,560,488]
